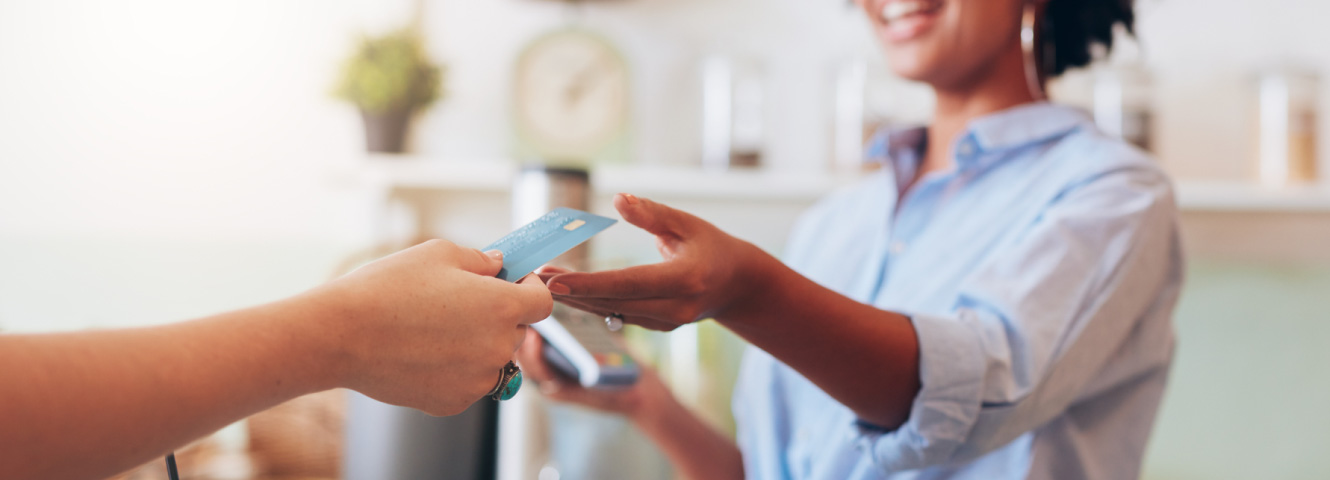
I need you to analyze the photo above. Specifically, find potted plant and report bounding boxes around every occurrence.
[333,28,443,153]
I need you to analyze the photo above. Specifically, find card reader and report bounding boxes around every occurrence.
[532,308,640,388]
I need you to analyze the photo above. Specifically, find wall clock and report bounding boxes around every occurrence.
[513,28,630,165]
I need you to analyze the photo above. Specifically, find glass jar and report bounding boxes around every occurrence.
[1256,70,1319,186]
[1093,63,1155,152]
[701,55,766,170]
[829,58,934,172]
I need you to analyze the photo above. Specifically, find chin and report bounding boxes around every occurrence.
[885,59,928,83]
[883,49,944,85]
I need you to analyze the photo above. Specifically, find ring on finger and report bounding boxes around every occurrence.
[488,361,523,401]
[606,312,625,331]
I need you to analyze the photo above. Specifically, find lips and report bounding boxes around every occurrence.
[875,0,943,42]
[880,0,943,23]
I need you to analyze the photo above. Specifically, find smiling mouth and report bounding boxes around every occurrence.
[880,0,943,23]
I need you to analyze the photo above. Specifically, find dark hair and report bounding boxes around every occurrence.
[1044,0,1135,76]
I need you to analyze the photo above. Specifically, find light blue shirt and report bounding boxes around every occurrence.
[732,102,1182,479]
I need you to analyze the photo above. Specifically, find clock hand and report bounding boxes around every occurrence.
[564,55,611,108]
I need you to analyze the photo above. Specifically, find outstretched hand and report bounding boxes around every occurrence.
[541,194,776,331]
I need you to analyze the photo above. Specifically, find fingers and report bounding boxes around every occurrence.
[568,296,700,324]
[479,250,506,276]
[553,297,686,332]
[423,237,504,277]
[535,265,575,284]
[535,265,574,276]
[613,193,698,239]
[545,263,691,299]
[511,274,556,323]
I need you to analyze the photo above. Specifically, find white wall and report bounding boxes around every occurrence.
[0,0,390,242]
[0,0,406,330]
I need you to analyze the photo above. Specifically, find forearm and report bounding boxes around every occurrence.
[720,251,921,429]
[631,392,743,480]
[0,292,338,479]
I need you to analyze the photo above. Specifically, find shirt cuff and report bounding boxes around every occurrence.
[853,310,988,472]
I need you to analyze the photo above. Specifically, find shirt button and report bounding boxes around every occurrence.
[957,137,978,157]
[889,241,906,255]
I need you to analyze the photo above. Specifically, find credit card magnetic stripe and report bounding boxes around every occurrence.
[483,207,617,283]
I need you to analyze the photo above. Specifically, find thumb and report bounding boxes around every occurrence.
[449,246,505,277]
[613,193,694,239]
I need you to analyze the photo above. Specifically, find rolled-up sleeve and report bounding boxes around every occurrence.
[854,166,1181,472]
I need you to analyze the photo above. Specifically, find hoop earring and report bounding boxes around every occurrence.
[1020,1,1046,100]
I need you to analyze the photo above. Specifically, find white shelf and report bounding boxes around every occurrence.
[1176,180,1330,212]
[337,155,863,202]
[344,154,518,191]
[336,156,1330,212]
[595,164,858,201]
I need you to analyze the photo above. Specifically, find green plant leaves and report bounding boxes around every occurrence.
[333,28,443,115]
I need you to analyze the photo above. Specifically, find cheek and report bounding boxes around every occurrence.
[880,7,1019,84]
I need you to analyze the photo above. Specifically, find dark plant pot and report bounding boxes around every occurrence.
[360,109,412,154]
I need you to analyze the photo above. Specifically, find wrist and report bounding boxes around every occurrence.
[282,284,358,394]
[716,244,785,326]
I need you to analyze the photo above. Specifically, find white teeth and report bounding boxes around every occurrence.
[881,0,934,22]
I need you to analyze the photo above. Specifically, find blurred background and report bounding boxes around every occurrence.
[2,0,1329,479]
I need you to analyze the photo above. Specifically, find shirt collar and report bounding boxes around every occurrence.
[866,126,926,194]
[965,101,1089,153]
[867,102,1090,174]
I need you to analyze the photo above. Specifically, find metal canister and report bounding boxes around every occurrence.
[497,165,591,480]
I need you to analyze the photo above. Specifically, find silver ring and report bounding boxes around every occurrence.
[605,313,624,332]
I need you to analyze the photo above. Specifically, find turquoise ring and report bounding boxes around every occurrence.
[489,361,522,401]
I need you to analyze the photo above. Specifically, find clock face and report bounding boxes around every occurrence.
[514,29,630,161]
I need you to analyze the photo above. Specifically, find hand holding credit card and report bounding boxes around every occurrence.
[482,207,617,283]
[484,207,640,388]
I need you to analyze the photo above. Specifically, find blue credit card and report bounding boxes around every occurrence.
[483,207,617,282]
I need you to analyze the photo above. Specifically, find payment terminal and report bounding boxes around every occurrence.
[533,308,640,388]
